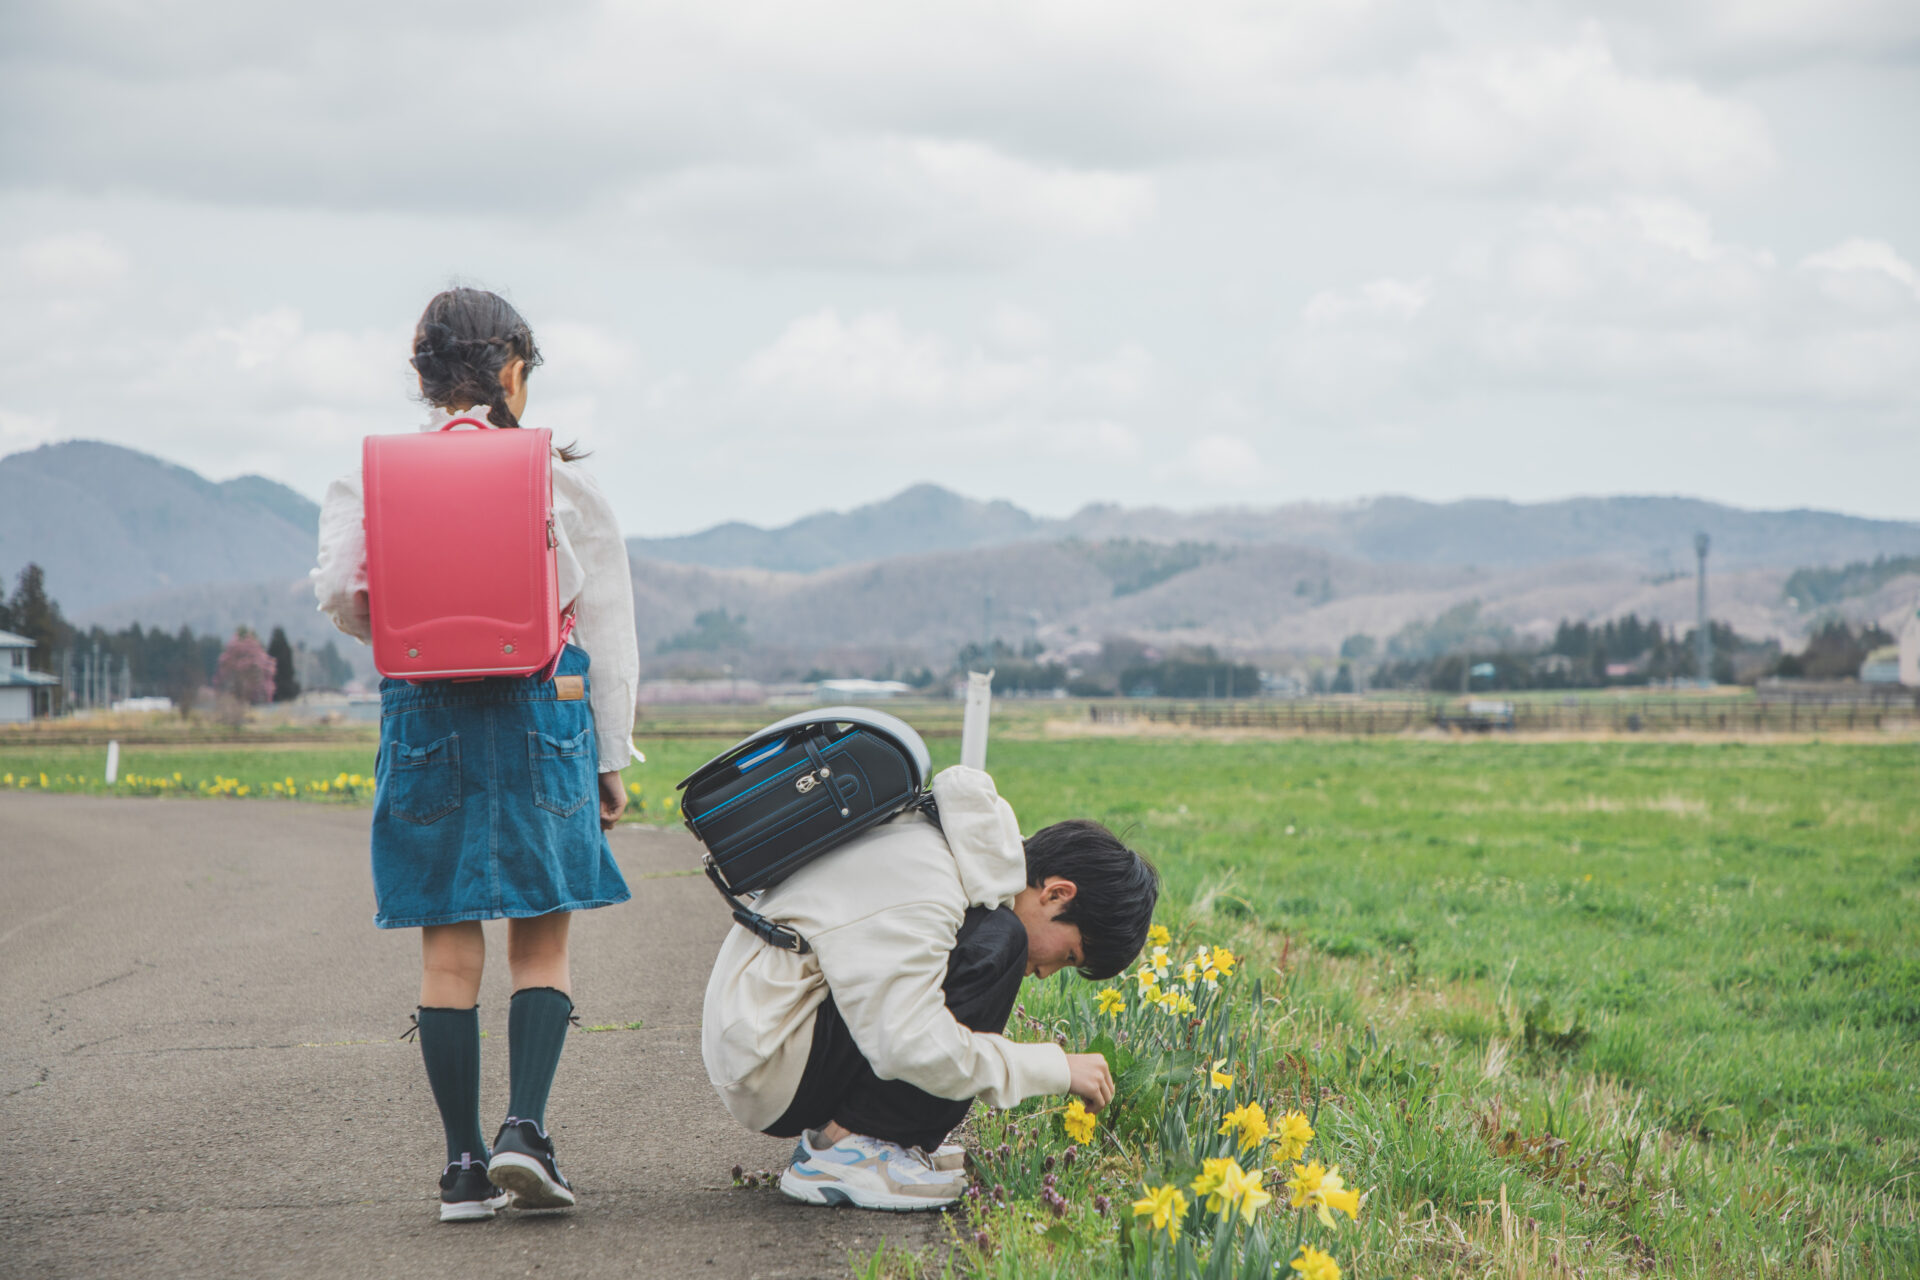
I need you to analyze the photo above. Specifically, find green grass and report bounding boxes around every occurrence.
[906,738,1919,1279]
[6,731,1916,1275]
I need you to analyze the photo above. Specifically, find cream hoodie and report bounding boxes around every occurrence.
[701,765,1073,1132]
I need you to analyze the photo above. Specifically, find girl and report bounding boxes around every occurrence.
[311,287,639,1222]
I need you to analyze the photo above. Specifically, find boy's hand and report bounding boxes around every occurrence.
[1065,1053,1115,1111]
[598,771,628,830]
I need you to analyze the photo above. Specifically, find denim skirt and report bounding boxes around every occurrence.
[369,644,631,929]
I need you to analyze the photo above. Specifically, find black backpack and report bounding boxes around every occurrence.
[677,706,934,953]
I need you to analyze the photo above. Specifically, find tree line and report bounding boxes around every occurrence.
[0,563,354,714]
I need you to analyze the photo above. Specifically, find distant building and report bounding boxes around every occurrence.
[0,630,61,722]
[1861,646,1901,685]
[820,678,912,702]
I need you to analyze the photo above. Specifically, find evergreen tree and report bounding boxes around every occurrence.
[6,564,70,674]
[267,626,301,702]
[314,639,353,691]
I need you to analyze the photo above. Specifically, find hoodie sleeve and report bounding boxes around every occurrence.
[310,469,371,644]
[808,901,1072,1107]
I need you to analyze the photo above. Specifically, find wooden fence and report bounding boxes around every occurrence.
[1085,694,1920,735]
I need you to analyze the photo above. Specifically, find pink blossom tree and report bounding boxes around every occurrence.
[215,629,278,705]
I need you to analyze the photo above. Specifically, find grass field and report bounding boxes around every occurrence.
[4,733,1915,1276]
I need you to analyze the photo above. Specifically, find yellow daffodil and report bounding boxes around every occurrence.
[1286,1161,1361,1228]
[1134,965,1160,997]
[1208,1058,1234,1090]
[1147,923,1171,949]
[1131,1184,1187,1242]
[1096,987,1127,1016]
[1189,1157,1234,1213]
[1290,1245,1342,1280]
[1212,947,1237,977]
[1219,1101,1269,1152]
[1163,990,1196,1016]
[1063,1097,1097,1144]
[1220,1160,1272,1220]
[1269,1110,1314,1165]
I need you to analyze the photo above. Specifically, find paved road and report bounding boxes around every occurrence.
[0,794,945,1279]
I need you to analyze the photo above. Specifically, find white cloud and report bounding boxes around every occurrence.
[1276,200,1920,415]
[15,231,129,289]
[741,310,1037,411]
[0,1,1914,530]
[1801,238,1920,303]
[0,408,59,456]
[741,309,1155,422]
[1311,26,1775,192]
[1173,434,1267,489]
[630,137,1155,269]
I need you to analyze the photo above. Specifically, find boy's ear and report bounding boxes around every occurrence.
[1043,877,1078,908]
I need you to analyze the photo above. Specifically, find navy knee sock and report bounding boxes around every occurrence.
[415,1005,488,1166]
[506,986,574,1129]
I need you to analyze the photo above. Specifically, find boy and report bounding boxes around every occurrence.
[701,765,1157,1210]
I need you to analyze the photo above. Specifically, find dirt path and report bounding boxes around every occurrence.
[0,794,945,1279]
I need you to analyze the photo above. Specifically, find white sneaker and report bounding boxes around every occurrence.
[923,1143,966,1173]
[779,1130,965,1211]
[791,1130,965,1175]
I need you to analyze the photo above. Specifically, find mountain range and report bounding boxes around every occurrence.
[634,484,1920,575]
[5,440,1918,678]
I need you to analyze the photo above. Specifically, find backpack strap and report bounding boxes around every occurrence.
[703,856,810,953]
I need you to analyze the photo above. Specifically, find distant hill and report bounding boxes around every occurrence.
[0,441,319,616]
[636,488,1920,574]
[629,483,1043,572]
[6,440,1917,681]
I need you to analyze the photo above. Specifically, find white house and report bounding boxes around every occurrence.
[1861,646,1901,684]
[0,630,61,723]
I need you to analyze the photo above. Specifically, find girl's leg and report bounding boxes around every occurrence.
[417,922,489,1165]
[503,912,573,1128]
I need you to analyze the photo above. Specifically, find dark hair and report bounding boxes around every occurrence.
[1023,820,1159,980]
[410,287,585,461]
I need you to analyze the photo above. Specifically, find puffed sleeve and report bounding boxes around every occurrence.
[310,469,372,644]
[553,461,638,772]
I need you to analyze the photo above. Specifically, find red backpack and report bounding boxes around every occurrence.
[362,418,573,682]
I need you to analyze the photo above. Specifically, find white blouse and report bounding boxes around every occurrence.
[310,406,639,773]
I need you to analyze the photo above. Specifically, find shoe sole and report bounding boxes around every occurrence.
[488,1154,576,1210]
[439,1198,501,1223]
[778,1166,956,1213]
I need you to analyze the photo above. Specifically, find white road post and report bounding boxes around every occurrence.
[105,740,120,785]
[960,670,994,771]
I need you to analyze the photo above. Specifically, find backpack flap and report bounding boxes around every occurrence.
[362,424,561,681]
[677,707,933,946]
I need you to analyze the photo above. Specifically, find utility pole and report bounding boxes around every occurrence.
[1694,533,1712,688]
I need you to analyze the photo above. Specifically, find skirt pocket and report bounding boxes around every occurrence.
[390,732,462,825]
[529,727,595,818]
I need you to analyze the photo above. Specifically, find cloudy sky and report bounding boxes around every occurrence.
[4,0,1917,535]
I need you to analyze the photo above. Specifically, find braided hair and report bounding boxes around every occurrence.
[410,288,586,461]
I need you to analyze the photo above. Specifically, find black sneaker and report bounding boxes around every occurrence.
[439,1152,510,1222]
[487,1118,575,1209]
